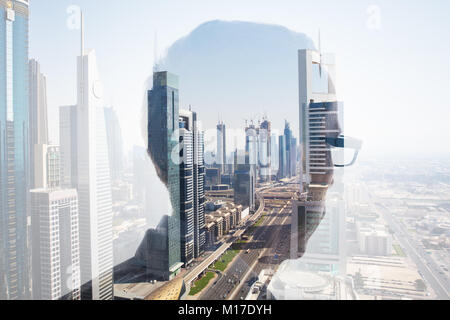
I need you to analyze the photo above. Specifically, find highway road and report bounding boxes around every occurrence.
[201,200,292,300]
[229,204,292,300]
[183,190,267,285]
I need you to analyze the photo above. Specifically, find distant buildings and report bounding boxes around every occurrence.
[259,119,271,181]
[278,135,287,179]
[217,121,227,173]
[277,121,297,180]
[284,121,297,178]
[356,223,392,256]
[0,0,32,300]
[205,167,221,187]
[233,150,255,210]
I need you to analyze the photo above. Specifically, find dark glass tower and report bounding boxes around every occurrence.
[147,71,182,279]
[284,121,293,177]
[278,135,287,179]
[0,0,31,300]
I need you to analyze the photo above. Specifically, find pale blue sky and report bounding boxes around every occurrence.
[29,0,450,159]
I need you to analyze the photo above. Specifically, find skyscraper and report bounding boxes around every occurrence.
[298,49,337,190]
[278,135,287,179]
[233,150,255,210]
[259,118,271,181]
[290,137,297,178]
[179,111,195,265]
[216,121,226,173]
[0,0,31,300]
[30,186,81,300]
[29,59,49,189]
[191,111,206,258]
[146,71,182,280]
[76,30,114,299]
[30,122,81,300]
[270,133,279,180]
[284,121,293,177]
[245,122,258,191]
[295,49,346,275]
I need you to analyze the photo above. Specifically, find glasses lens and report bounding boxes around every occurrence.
[330,148,358,167]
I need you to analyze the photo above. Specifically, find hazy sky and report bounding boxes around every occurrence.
[29,0,450,160]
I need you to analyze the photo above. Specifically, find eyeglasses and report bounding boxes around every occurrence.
[325,135,362,167]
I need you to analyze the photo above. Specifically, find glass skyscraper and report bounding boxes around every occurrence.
[147,71,182,280]
[0,0,31,300]
[179,111,195,265]
[216,121,226,173]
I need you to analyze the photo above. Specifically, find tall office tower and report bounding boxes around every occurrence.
[0,0,31,300]
[59,105,77,188]
[104,107,124,182]
[76,30,114,299]
[298,49,337,191]
[179,109,205,261]
[29,59,49,189]
[278,135,287,179]
[216,121,226,173]
[259,118,271,181]
[284,121,293,177]
[30,139,82,300]
[245,122,258,192]
[270,133,279,179]
[295,50,346,274]
[192,112,206,258]
[290,137,298,178]
[147,71,182,280]
[233,150,255,210]
[31,188,81,300]
[179,111,195,265]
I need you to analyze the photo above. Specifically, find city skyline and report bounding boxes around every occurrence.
[1,0,449,302]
